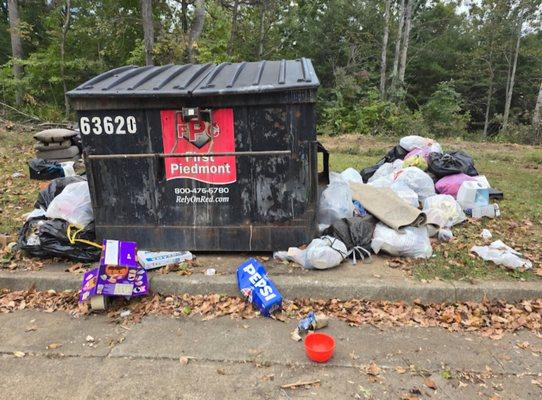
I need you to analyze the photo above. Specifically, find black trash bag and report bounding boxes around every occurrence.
[17,218,49,258]
[28,158,65,180]
[427,151,478,178]
[322,215,377,252]
[360,144,408,183]
[34,175,86,210]
[18,218,100,262]
[39,220,101,262]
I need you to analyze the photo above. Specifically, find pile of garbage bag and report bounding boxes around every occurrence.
[278,134,505,270]
[17,176,101,262]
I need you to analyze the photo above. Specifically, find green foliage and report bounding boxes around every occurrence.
[0,0,540,142]
[421,82,469,137]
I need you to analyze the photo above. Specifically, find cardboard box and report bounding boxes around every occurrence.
[79,240,148,302]
[137,250,193,270]
[236,258,282,316]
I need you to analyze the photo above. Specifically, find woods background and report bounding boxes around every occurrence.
[1,0,541,143]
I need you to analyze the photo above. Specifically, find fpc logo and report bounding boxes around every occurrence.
[175,110,220,149]
[161,108,237,184]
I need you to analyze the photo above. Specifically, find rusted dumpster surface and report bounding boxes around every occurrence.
[67,59,321,251]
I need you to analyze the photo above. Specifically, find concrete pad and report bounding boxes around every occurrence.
[0,356,98,400]
[1,352,540,400]
[0,310,124,357]
[109,315,539,374]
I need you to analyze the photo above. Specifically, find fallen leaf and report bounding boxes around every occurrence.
[366,362,381,376]
[395,366,407,374]
[46,343,62,350]
[217,368,226,375]
[424,378,437,390]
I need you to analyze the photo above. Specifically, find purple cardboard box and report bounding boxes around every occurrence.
[100,240,138,268]
[79,240,148,302]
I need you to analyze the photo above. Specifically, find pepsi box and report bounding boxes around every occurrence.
[236,258,282,316]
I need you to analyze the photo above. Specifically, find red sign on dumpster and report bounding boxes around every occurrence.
[160,108,237,184]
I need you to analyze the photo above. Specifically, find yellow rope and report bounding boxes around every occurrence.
[67,225,103,249]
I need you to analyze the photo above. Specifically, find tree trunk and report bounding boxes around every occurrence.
[502,19,522,132]
[483,65,494,137]
[227,0,239,56]
[187,0,205,63]
[397,0,413,87]
[379,0,391,100]
[181,0,188,33]
[532,80,542,144]
[141,0,154,66]
[391,0,406,92]
[7,0,24,106]
[256,0,265,58]
[60,0,71,119]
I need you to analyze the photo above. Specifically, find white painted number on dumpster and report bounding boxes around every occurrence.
[80,116,137,135]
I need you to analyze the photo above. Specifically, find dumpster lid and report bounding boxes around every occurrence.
[67,59,319,98]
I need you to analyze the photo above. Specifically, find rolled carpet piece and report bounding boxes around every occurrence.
[36,145,80,160]
[33,128,77,143]
[350,182,426,230]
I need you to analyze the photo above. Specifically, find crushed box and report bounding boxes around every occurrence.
[236,258,282,316]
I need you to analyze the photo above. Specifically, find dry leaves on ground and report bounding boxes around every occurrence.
[0,289,541,338]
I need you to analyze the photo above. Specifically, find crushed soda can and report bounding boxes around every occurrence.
[292,311,329,341]
[236,258,282,317]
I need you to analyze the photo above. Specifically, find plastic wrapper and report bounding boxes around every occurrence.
[45,181,93,228]
[371,223,432,259]
[471,240,532,270]
[402,154,428,171]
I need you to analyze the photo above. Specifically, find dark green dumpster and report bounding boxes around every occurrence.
[67,59,322,251]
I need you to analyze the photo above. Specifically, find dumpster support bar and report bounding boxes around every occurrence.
[87,150,292,160]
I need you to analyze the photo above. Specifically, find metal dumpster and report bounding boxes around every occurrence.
[67,59,321,251]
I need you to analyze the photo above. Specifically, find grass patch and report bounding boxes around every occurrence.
[0,128,39,235]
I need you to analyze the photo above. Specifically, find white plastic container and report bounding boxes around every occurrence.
[457,181,489,211]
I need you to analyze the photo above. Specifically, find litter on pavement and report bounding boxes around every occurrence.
[79,240,149,310]
[291,311,330,341]
[236,258,282,317]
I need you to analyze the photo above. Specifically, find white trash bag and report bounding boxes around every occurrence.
[393,167,435,201]
[318,173,355,229]
[274,236,348,270]
[371,223,432,259]
[471,240,532,270]
[422,194,466,228]
[368,160,403,184]
[399,135,440,151]
[45,181,93,228]
[390,182,419,208]
[340,167,363,184]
